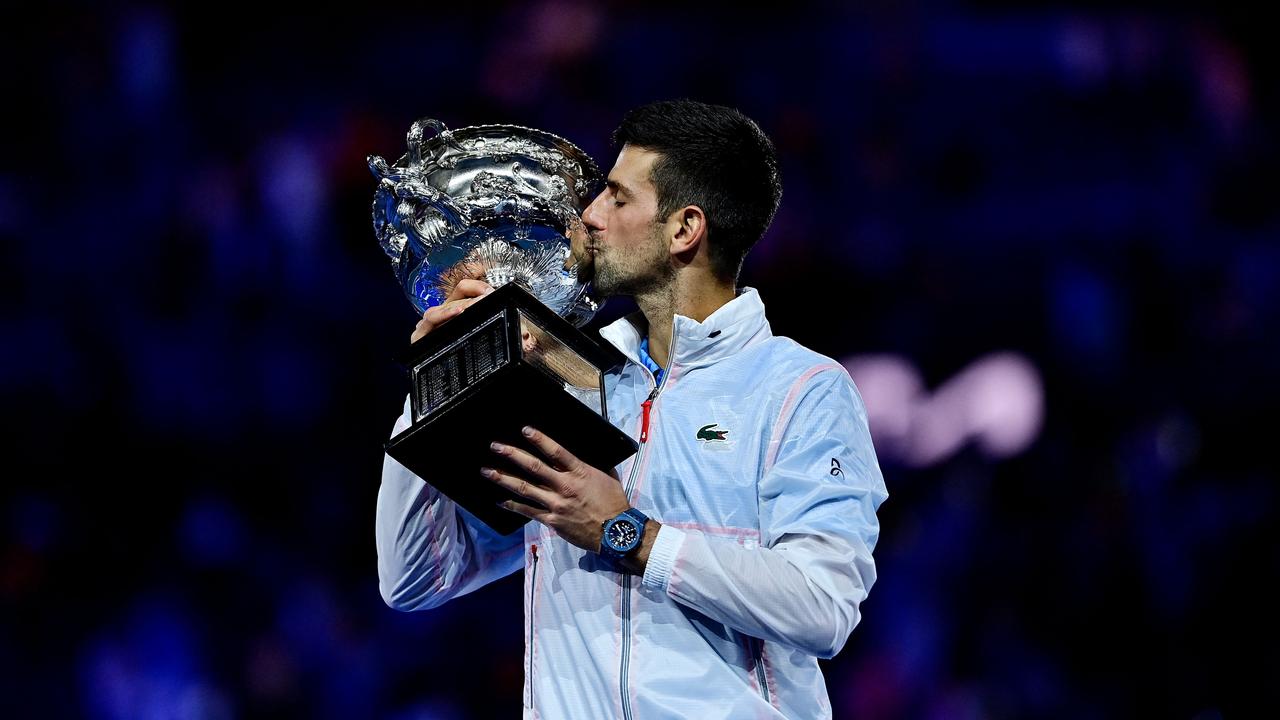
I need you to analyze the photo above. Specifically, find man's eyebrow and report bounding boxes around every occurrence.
[606,179,631,196]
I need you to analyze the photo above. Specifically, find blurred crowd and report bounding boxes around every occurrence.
[1,3,1275,718]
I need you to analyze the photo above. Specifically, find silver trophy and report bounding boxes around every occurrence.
[370,118,637,535]
[369,117,603,324]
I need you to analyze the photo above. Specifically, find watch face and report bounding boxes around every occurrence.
[607,519,639,550]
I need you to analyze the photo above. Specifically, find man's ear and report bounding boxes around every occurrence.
[670,205,706,256]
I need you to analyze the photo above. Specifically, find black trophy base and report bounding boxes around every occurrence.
[385,283,638,536]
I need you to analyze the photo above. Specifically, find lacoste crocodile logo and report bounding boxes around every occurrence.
[697,424,729,442]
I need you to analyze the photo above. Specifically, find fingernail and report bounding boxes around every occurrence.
[490,441,504,453]
[480,467,494,478]
[483,286,494,294]
[522,426,535,438]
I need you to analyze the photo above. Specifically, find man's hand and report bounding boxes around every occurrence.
[410,279,493,343]
[482,426,651,559]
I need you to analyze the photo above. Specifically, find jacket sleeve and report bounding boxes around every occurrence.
[376,396,524,611]
[640,367,888,658]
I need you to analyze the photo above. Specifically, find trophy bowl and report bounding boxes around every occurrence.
[369,118,603,326]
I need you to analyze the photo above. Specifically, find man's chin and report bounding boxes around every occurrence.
[590,278,619,299]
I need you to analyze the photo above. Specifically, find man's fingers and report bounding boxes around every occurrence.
[520,427,581,475]
[481,466,556,507]
[410,312,435,343]
[496,498,550,522]
[446,278,495,303]
[442,296,485,314]
[409,302,471,343]
[425,302,468,324]
[410,281,497,343]
[490,442,564,487]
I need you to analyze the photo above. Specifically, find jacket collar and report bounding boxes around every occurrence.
[598,287,773,371]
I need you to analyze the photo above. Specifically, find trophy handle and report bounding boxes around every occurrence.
[408,117,463,166]
[367,154,395,181]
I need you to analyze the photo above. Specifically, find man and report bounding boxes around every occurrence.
[377,100,888,718]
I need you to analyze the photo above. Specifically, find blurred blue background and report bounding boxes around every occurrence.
[2,2,1276,718]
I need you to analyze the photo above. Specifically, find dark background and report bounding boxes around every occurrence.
[2,2,1276,718]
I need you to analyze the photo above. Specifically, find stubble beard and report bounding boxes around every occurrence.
[589,223,672,299]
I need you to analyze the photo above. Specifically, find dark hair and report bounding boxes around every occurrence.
[612,99,782,282]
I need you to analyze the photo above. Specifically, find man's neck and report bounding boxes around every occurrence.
[633,278,737,369]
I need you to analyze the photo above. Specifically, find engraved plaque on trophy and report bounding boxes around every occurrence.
[370,118,638,535]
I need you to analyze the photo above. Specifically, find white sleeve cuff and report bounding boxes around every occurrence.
[393,394,412,435]
[640,524,686,593]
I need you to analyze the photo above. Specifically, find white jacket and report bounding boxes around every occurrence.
[377,288,888,719]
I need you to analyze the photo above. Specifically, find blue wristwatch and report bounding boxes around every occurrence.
[600,508,649,561]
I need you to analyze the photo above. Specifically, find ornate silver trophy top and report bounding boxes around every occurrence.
[369,118,603,326]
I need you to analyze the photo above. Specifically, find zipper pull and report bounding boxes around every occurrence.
[640,386,659,443]
[530,543,539,559]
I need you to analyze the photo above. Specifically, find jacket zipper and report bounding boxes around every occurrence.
[639,386,657,443]
[527,543,540,709]
[620,344,673,720]
[751,637,771,704]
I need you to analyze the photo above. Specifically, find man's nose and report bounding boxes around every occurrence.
[582,192,606,232]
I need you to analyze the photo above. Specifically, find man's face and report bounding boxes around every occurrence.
[578,145,672,298]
